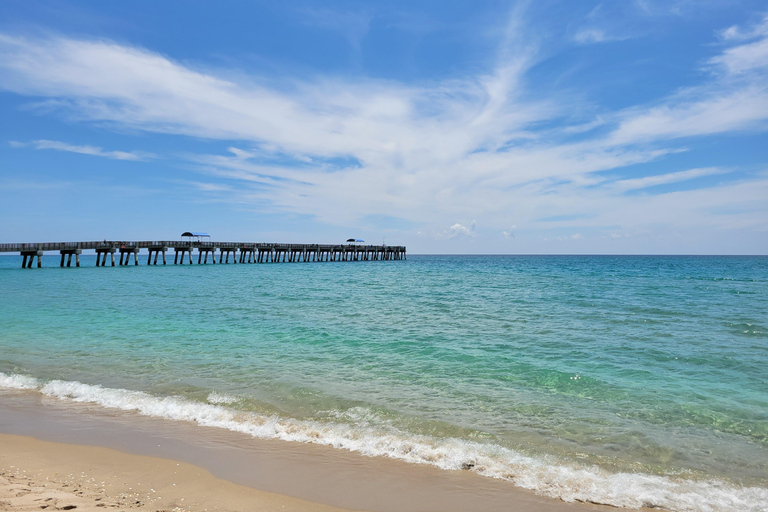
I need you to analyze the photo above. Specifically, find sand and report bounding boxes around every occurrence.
[0,433,352,512]
[0,392,630,512]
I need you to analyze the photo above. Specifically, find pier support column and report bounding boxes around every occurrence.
[174,247,192,265]
[60,249,82,268]
[119,247,140,266]
[148,246,166,266]
[198,248,215,264]
[95,247,115,267]
[20,250,43,268]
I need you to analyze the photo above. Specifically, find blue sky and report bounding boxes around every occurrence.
[1,0,766,254]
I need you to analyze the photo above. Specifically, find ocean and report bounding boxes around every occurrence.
[1,254,766,511]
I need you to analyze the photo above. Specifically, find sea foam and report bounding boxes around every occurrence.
[0,372,39,389]
[1,372,766,512]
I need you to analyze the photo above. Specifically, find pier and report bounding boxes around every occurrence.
[0,241,406,268]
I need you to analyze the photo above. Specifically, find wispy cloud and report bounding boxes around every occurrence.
[573,28,631,45]
[710,18,768,75]
[608,19,768,145]
[719,14,768,41]
[11,139,154,160]
[573,28,609,44]
[609,167,728,192]
[0,8,766,247]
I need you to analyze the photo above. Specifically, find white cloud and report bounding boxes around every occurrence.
[709,36,768,75]
[179,180,235,193]
[501,226,517,239]
[574,28,607,44]
[606,16,768,146]
[13,139,154,160]
[608,86,768,146]
[609,167,728,192]
[719,14,768,41]
[0,14,766,251]
[448,221,476,238]
[573,28,630,45]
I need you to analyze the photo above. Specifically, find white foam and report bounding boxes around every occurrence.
[207,392,239,405]
[1,372,766,511]
[0,372,39,389]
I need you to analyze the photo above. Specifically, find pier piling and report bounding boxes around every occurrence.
[119,246,139,266]
[95,246,115,267]
[198,246,215,264]
[147,245,167,266]
[59,249,82,268]
[173,246,193,265]
[20,250,43,268]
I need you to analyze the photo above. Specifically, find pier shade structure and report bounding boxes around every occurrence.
[0,240,406,268]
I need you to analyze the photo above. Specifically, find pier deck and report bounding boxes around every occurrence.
[0,241,405,268]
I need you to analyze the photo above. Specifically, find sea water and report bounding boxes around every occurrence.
[1,255,766,511]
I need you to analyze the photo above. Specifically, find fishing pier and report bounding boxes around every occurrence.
[0,240,406,268]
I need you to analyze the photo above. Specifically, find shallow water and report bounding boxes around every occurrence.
[1,254,767,511]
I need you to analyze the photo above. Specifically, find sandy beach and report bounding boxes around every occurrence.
[0,391,624,512]
[0,433,350,512]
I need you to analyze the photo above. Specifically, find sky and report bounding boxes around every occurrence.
[0,0,767,254]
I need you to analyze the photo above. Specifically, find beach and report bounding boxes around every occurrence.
[0,391,617,512]
[1,434,349,512]
[1,255,766,511]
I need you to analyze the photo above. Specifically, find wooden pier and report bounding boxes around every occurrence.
[0,241,406,268]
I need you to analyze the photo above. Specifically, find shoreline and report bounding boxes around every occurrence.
[0,390,623,512]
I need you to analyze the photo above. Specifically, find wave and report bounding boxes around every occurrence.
[1,372,766,512]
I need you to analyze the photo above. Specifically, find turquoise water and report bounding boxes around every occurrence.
[1,255,767,510]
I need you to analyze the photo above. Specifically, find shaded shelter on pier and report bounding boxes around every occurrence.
[181,232,211,243]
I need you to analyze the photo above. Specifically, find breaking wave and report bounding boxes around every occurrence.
[1,372,765,512]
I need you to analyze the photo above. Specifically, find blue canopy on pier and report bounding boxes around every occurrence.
[346,238,365,243]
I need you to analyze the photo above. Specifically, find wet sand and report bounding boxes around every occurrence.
[1,433,351,512]
[0,390,632,512]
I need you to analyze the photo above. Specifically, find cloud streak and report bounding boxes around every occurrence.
[11,139,153,160]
